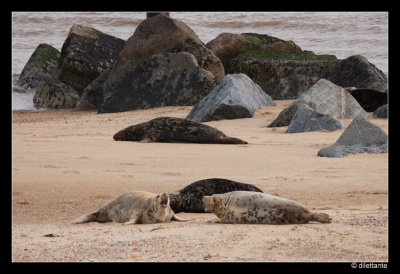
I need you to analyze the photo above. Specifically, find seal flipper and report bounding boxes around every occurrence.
[70,212,97,224]
[219,136,248,144]
[171,213,189,222]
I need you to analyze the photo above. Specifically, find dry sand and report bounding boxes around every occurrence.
[11,100,388,262]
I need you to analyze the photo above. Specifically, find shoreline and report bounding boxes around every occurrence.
[12,102,388,262]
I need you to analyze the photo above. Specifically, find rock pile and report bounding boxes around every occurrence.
[16,13,388,118]
[268,79,370,128]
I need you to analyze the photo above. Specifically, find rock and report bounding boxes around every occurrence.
[317,116,388,157]
[17,43,60,89]
[186,73,276,122]
[205,32,302,72]
[146,12,170,18]
[76,68,112,110]
[229,55,337,100]
[98,52,216,114]
[322,55,387,93]
[268,78,370,127]
[33,75,80,108]
[373,104,388,118]
[54,24,125,95]
[286,103,344,133]
[263,74,320,100]
[345,87,387,112]
[115,13,224,81]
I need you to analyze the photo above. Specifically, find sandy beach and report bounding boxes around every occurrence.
[11,100,388,262]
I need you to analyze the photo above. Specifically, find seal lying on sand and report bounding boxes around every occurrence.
[113,117,247,144]
[71,191,188,224]
[169,178,263,213]
[203,191,331,224]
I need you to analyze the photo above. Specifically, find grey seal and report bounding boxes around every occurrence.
[169,178,263,213]
[113,117,247,144]
[71,191,188,224]
[203,191,331,224]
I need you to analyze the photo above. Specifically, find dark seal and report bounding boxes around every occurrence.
[113,117,248,144]
[168,178,263,213]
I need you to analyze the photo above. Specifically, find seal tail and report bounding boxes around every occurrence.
[70,212,97,224]
[219,136,248,144]
[309,212,332,223]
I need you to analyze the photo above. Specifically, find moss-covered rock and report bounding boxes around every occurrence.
[33,75,80,109]
[239,50,337,61]
[206,32,302,72]
[54,24,125,96]
[17,43,60,89]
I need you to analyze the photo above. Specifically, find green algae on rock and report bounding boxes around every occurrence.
[54,24,125,96]
[17,43,60,89]
[239,50,337,61]
[206,32,302,73]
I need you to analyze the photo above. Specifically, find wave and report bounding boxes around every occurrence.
[206,20,284,28]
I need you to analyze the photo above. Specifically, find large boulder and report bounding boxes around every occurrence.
[33,75,80,108]
[268,78,370,127]
[146,12,170,18]
[317,116,388,157]
[229,54,337,100]
[286,103,344,133]
[206,32,302,72]
[76,67,112,110]
[186,73,276,122]
[17,43,60,89]
[322,55,387,93]
[97,52,217,114]
[263,74,320,100]
[115,13,224,81]
[54,24,125,95]
[345,87,387,112]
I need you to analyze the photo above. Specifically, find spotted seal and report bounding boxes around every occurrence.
[113,117,247,144]
[71,191,188,224]
[203,191,331,224]
[169,178,263,213]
